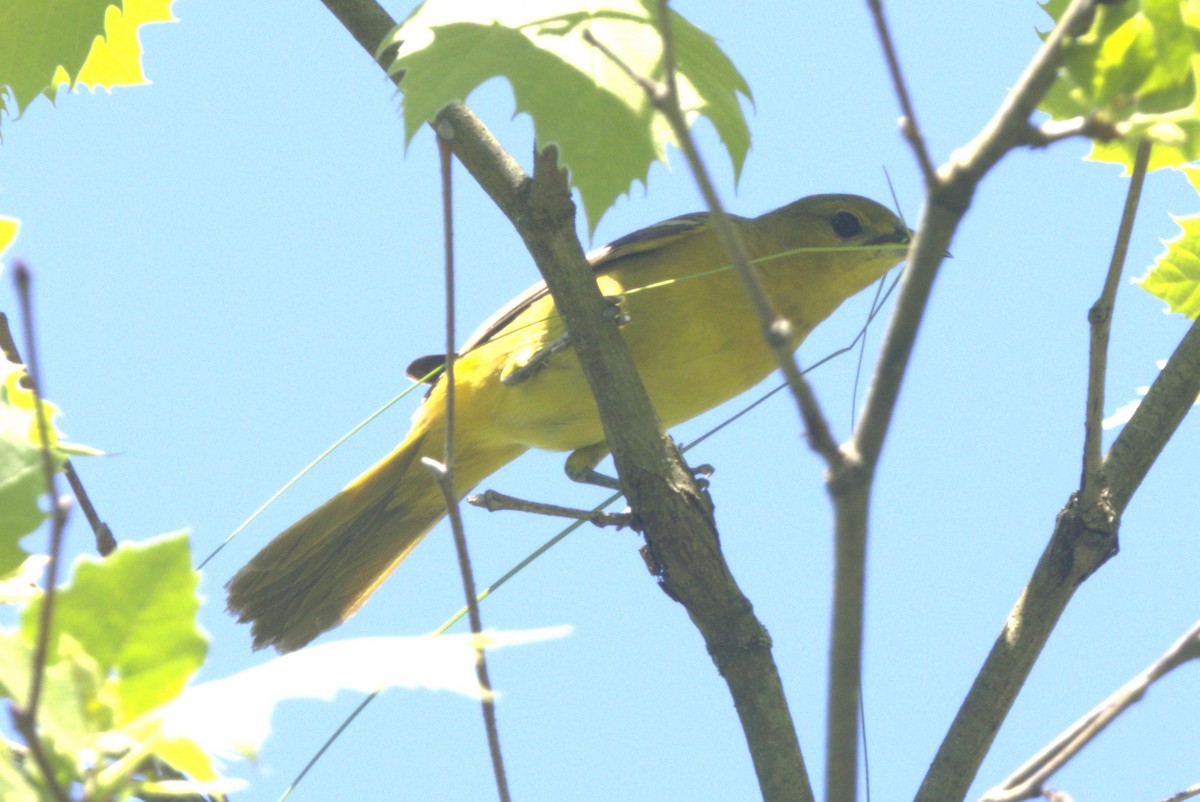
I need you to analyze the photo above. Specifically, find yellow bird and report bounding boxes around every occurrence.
[226,194,911,651]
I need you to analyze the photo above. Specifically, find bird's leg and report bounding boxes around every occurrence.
[565,443,620,489]
[566,443,715,490]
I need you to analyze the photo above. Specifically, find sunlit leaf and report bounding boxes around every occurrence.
[1039,0,1200,172]
[0,0,176,129]
[1138,212,1200,318]
[0,217,18,259]
[0,555,47,604]
[54,0,177,91]
[131,626,570,760]
[0,630,109,780]
[0,0,110,116]
[0,360,70,574]
[20,533,208,724]
[0,745,41,802]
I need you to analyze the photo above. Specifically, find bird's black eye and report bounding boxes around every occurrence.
[830,211,863,239]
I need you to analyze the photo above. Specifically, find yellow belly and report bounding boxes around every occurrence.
[472,267,784,452]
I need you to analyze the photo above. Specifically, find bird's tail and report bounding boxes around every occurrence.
[226,416,524,652]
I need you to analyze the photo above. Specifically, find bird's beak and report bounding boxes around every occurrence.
[868,225,913,247]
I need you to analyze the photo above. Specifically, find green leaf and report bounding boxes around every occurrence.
[1087,119,1200,174]
[21,533,208,724]
[0,630,106,788]
[1138,212,1200,317]
[0,750,42,802]
[36,636,110,767]
[0,360,70,575]
[1039,0,1200,172]
[0,628,33,703]
[0,0,178,131]
[384,0,751,232]
[0,0,113,118]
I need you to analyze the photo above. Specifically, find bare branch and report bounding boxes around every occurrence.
[468,489,636,528]
[980,620,1200,802]
[0,313,114,557]
[9,263,72,802]
[1081,139,1151,508]
[430,135,510,802]
[1104,314,1200,512]
[916,493,1117,802]
[865,0,937,184]
[319,6,810,802]
[583,5,817,798]
[1160,783,1200,802]
[1024,116,1121,148]
[858,0,1102,469]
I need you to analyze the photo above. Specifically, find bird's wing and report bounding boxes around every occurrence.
[405,213,714,383]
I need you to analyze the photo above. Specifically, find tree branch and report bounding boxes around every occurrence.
[429,134,510,801]
[1104,314,1200,513]
[1081,138,1151,508]
[468,489,636,528]
[0,312,114,557]
[865,0,936,184]
[857,1,1130,800]
[980,619,1200,802]
[9,263,72,802]
[320,4,810,800]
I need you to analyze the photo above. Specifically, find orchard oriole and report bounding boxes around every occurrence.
[226,194,911,651]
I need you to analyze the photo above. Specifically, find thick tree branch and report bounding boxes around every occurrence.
[857,1,1130,800]
[1104,315,1200,513]
[321,3,810,800]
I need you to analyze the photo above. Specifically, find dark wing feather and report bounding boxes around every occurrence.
[405,213,714,383]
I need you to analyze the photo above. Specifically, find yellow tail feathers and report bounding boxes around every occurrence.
[225,419,524,652]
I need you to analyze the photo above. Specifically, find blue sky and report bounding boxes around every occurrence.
[2,1,1198,800]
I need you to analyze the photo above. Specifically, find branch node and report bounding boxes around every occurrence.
[766,318,793,348]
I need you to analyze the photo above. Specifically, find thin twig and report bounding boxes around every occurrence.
[980,619,1200,802]
[1159,783,1200,802]
[63,462,115,555]
[866,0,937,184]
[1080,138,1151,508]
[0,313,113,556]
[425,457,511,802]
[432,135,510,802]
[9,263,72,802]
[582,6,814,799]
[469,489,636,528]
